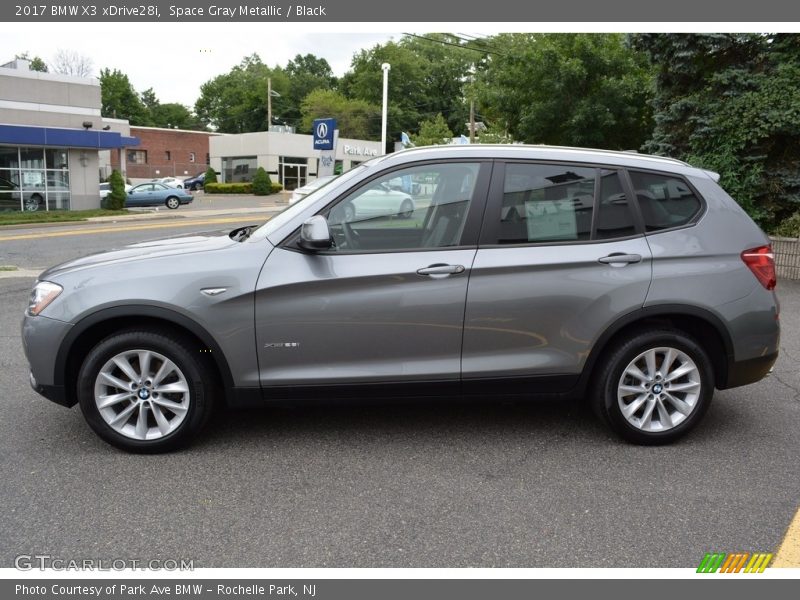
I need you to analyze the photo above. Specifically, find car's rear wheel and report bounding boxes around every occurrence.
[165,196,180,209]
[592,329,714,445]
[25,194,42,211]
[77,330,215,453]
[399,199,414,219]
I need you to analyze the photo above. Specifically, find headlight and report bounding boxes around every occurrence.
[28,281,63,316]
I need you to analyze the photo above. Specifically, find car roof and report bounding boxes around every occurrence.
[367,144,708,178]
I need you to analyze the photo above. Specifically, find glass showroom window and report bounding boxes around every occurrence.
[0,146,70,211]
[223,156,257,183]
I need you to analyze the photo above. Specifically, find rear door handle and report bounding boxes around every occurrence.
[417,264,465,277]
[598,253,642,265]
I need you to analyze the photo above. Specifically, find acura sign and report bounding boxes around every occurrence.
[312,118,336,150]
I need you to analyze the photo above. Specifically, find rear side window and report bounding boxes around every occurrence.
[629,171,702,232]
[498,163,595,244]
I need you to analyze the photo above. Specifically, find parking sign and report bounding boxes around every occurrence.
[313,118,336,150]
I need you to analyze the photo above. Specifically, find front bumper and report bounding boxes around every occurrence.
[21,313,75,407]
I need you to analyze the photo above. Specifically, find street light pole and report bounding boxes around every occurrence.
[381,63,390,155]
[267,77,272,130]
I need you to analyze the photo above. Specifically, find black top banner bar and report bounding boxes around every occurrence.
[3,0,800,22]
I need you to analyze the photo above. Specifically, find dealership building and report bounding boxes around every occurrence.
[109,126,221,184]
[209,131,382,190]
[0,58,138,211]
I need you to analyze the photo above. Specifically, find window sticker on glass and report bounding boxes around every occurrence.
[525,199,578,241]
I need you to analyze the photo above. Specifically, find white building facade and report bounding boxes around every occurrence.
[209,131,382,190]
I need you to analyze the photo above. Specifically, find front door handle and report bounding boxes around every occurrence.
[417,264,465,277]
[598,253,642,266]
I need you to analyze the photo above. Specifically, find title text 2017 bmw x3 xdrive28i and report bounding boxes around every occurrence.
[22,146,780,452]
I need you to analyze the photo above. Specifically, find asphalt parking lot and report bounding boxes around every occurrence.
[0,222,798,568]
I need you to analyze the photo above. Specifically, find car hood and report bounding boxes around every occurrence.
[39,229,239,280]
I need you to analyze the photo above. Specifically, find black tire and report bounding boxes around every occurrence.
[77,329,216,453]
[165,196,180,209]
[592,329,714,445]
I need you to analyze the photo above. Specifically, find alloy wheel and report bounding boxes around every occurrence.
[93,349,191,441]
[617,346,701,432]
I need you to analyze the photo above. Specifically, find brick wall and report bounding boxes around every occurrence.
[112,127,216,182]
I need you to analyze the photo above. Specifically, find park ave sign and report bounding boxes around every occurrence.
[343,144,379,157]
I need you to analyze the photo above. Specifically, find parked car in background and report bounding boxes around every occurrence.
[1,176,71,211]
[152,177,184,189]
[182,172,206,191]
[334,179,415,221]
[126,182,193,209]
[99,182,133,199]
[21,145,779,452]
[289,175,337,204]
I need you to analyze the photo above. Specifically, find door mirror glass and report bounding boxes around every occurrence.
[299,215,332,250]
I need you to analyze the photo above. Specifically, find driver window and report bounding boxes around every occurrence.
[326,163,480,252]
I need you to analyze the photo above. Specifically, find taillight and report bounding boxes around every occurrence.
[741,245,776,290]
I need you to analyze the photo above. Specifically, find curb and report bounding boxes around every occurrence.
[0,209,281,231]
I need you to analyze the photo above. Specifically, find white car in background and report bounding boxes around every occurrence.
[152,177,184,189]
[99,182,133,199]
[289,175,338,204]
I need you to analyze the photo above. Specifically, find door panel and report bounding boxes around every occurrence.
[462,238,652,380]
[255,247,477,386]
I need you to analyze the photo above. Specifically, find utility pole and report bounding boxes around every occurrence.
[381,63,391,155]
[469,98,476,144]
[267,77,272,131]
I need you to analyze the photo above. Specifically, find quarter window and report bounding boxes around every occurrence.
[629,171,702,231]
[325,163,481,252]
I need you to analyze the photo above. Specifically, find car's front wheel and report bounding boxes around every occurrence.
[165,196,180,209]
[77,329,215,452]
[592,329,714,445]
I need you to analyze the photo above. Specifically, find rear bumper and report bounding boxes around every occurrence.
[721,351,778,389]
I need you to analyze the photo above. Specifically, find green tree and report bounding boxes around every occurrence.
[342,35,474,148]
[99,68,147,124]
[632,33,800,228]
[284,54,337,131]
[15,52,48,72]
[204,167,218,184]
[106,170,126,210]
[252,166,272,196]
[195,54,289,132]
[411,113,453,146]
[300,89,380,140]
[474,33,653,150]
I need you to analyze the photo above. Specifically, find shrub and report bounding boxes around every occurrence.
[107,170,126,210]
[204,167,218,185]
[204,182,283,195]
[772,211,800,238]
[205,182,252,194]
[252,167,272,196]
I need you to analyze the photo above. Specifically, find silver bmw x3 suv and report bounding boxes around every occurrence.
[22,146,780,452]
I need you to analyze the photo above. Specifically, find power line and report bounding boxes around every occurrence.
[402,33,507,57]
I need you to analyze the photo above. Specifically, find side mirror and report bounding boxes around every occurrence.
[298,215,332,251]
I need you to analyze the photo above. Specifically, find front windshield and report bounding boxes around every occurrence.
[255,164,369,236]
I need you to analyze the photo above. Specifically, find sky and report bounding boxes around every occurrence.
[0,23,400,108]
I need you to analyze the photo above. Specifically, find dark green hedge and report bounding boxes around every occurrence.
[204,182,283,195]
